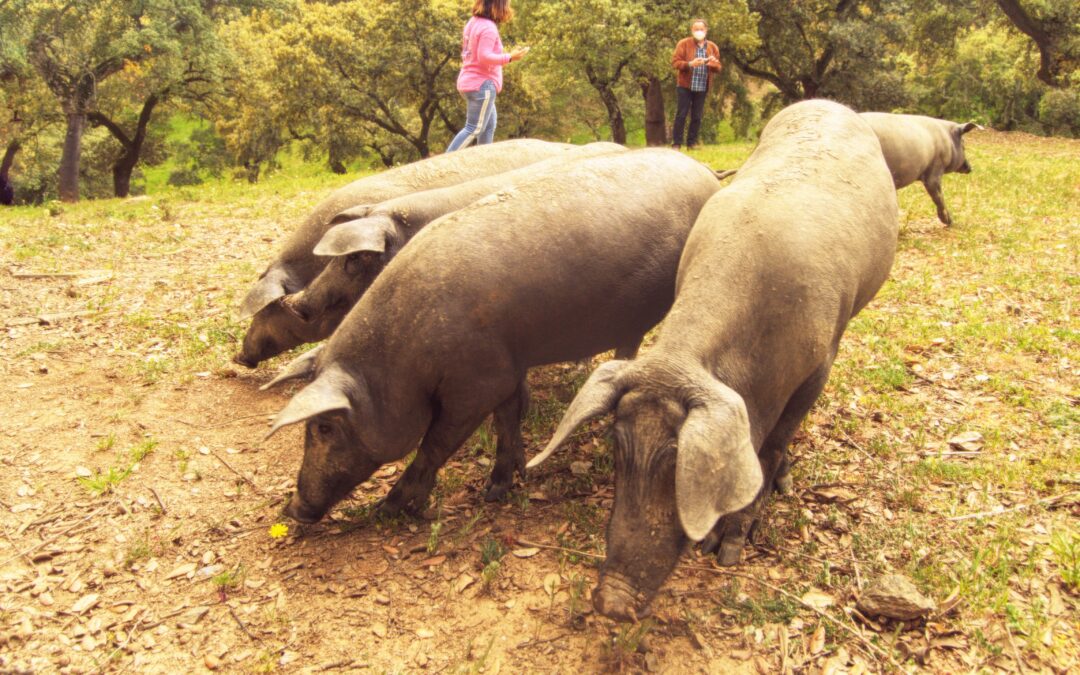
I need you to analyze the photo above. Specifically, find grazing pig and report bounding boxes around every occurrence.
[234,139,576,367]
[262,149,720,523]
[529,100,899,620]
[860,112,979,226]
[280,142,626,340]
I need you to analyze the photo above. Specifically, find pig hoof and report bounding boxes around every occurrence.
[717,540,744,566]
[483,481,512,503]
[775,472,793,495]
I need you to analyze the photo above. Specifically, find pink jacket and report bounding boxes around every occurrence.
[456,16,509,93]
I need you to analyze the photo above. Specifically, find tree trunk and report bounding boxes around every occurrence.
[0,140,19,206]
[112,153,137,198]
[59,112,85,202]
[596,85,627,145]
[642,76,667,146]
[328,140,347,174]
[994,0,1065,87]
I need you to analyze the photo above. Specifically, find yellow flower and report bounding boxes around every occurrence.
[269,523,289,539]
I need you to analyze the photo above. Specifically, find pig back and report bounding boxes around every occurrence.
[665,101,898,365]
[272,139,579,284]
[332,149,721,368]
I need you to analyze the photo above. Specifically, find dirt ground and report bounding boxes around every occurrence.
[1,133,1077,674]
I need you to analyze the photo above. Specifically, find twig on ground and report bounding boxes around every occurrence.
[228,604,260,643]
[100,615,145,675]
[0,526,34,566]
[207,413,274,429]
[11,271,80,279]
[317,658,366,671]
[946,490,1079,521]
[514,537,603,559]
[0,507,105,568]
[518,632,574,649]
[149,487,167,515]
[209,449,266,496]
[1004,622,1027,674]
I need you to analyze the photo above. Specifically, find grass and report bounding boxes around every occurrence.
[78,438,159,495]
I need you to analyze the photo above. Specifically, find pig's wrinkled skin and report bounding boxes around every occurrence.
[263,149,721,525]
[860,112,978,226]
[281,143,626,342]
[234,139,576,367]
[530,101,900,621]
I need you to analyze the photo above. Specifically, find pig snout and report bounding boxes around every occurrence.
[282,493,326,524]
[593,573,650,622]
[233,352,258,369]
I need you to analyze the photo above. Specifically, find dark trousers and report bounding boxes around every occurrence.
[673,86,707,147]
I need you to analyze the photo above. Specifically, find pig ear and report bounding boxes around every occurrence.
[260,345,324,391]
[960,122,982,134]
[313,215,395,257]
[675,384,762,542]
[264,367,353,439]
[239,268,292,319]
[527,360,632,469]
[328,204,372,225]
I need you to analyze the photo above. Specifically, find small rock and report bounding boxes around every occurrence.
[176,606,210,627]
[857,574,936,620]
[416,628,435,639]
[374,594,390,606]
[204,653,221,670]
[570,461,591,477]
[164,563,196,580]
[201,551,216,565]
[371,622,387,638]
[454,574,475,594]
[75,466,92,478]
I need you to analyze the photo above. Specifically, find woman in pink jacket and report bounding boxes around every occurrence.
[446,0,528,152]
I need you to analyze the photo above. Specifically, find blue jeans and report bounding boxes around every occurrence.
[446,80,497,152]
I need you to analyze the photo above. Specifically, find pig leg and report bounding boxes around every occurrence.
[378,409,491,515]
[922,172,951,226]
[485,377,530,502]
[613,335,644,360]
[703,360,834,565]
[774,453,794,495]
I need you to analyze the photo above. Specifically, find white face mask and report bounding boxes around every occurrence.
[693,30,706,41]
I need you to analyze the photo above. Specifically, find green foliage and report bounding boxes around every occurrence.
[4,0,1080,204]
[723,0,911,110]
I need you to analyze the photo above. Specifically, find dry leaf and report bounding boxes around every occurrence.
[810,623,826,655]
[420,555,445,567]
[511,547,540,558]
[801,589,835,610]
[71,593,100,614]
[371,622,387,638]
[947,431,983,452]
